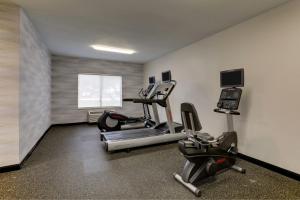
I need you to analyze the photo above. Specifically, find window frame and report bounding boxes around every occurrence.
[77,73,123,109]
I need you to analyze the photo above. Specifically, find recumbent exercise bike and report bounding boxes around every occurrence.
[173,69,246,197]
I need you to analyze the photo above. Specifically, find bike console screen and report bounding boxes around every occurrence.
[217,88,242,110]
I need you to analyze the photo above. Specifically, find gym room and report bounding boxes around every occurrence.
[0,0,299,199]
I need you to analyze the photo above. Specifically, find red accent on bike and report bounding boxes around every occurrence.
[216,158,226,164]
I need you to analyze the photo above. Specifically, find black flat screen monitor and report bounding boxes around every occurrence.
[162,70,172,82]
[149,76,155,84]
[220,68,244,88]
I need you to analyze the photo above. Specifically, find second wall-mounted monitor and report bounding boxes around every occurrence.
[220,68,244,88]
[162,70,172,82]
[149,76,155,84]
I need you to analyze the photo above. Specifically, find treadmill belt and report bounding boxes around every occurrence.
[103,128,163,141]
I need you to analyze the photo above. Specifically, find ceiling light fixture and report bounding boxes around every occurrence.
[90,44,136,54]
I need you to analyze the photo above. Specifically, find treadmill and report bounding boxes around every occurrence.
[122,76,161,129]
[100,71,186,152]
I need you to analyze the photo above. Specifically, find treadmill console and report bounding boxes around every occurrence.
[145,84,155,96]
[144,76,156,97]
[217,88,242,110]
[154,82,175,100]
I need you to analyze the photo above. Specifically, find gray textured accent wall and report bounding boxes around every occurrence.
[51,55,144,124]
[0,0,20,167]
[19,10,51,160]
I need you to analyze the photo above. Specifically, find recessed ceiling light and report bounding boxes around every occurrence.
[90,44,136,54]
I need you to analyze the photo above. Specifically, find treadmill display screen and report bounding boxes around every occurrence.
[162,70,171,82]
[220,68,244,88]
[149,76,155,84]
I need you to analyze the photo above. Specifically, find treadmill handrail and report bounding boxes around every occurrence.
[123,81,176,107]
[123,98,135,102]
[132,99,167,107]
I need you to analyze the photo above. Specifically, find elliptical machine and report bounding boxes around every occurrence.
[97,76,159,132]
[173,68,246,197]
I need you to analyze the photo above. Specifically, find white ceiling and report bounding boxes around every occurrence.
[12,0,289,63]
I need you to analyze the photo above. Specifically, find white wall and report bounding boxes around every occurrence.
[19,10,51,161]
[144,0,300,174]
[0,0,20,167]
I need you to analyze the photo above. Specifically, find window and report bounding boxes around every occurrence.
[78,74,122,108]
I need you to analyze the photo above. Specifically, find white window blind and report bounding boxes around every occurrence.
[78,74,122,108]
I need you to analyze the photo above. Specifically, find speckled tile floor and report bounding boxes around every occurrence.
[0,124,299,199]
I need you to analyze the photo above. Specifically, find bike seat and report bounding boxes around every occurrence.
[196,133,214,142]
[178,140,207,156]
